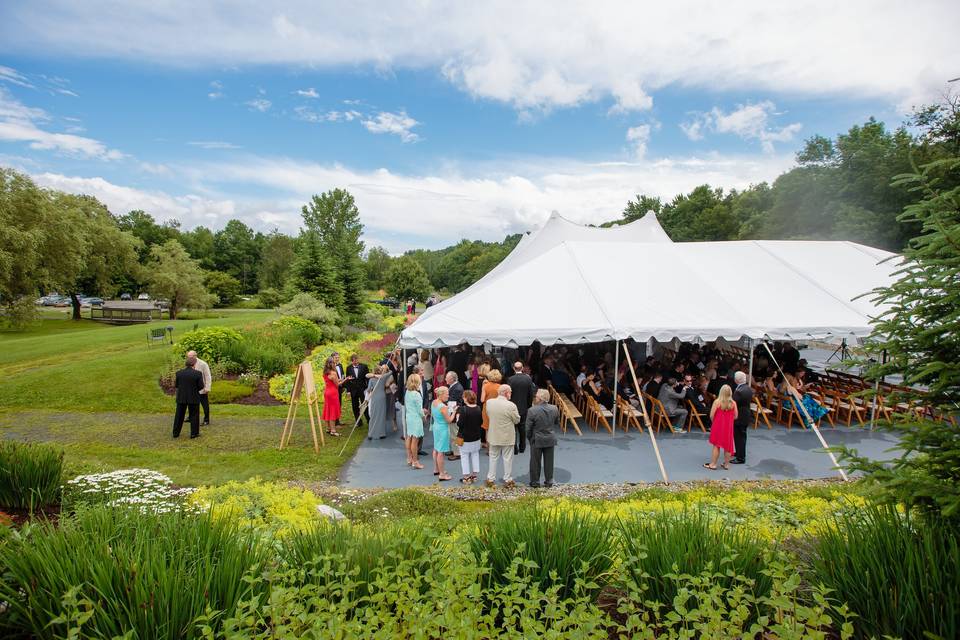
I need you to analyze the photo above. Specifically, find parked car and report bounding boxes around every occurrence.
[120,293,132,301]
[137,293,150,300]
[81,297,104,307]
[370,297,400,309]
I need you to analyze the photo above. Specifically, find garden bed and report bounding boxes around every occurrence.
[158,373,282,405]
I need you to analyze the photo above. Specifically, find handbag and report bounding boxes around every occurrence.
[455,436,465,447]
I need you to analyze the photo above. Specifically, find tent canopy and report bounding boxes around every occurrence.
[400,234,899,348]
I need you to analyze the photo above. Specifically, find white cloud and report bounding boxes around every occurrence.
[25,148,794,251]
[245,97,272,112]
[53,87,78,97]
[0,87,124,159]
[361,110,420,142]
[187,140,242,149]
[681,101,801,152]
[32,172,240,225]
[0,65,35,89]
[207,80,224,99]
[625,125,651,159]
[295,87,319,98]
[1,2,956,113]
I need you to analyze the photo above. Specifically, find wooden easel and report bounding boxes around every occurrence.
[279,361,325,453]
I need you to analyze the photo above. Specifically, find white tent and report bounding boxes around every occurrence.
[400,236,899,348]
[416,211,671,323]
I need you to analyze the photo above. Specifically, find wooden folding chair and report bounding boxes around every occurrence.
[585,395,614,433]
[685,399,708,432]
[556,392,583,435]
[617,396,644,433]
[751,398,774,429]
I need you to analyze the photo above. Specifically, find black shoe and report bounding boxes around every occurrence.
[417,450,426,456]
[730,459,745,465]
[190,435,200,439]
[368,437,372,441]
[172,435,180,439]
[544,482,553,488]
[529,483,540,488]
[379,436,387,439]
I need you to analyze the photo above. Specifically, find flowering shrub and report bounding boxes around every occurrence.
[173,326,243,361]
[539,487,868,542]
[190,478,324,537]
[62,469,196,514]
[380,314,408,332]
[268,331,386,402]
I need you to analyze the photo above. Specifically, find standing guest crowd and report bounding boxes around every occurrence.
[171,328,827,482]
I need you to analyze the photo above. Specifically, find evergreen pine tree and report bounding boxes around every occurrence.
[289,231,344,311]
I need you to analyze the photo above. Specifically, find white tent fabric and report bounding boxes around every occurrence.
[400,238,899,348]
[416,211,671,323]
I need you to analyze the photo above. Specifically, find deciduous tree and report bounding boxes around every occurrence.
[146,240,214,319]
[385,256,432,303]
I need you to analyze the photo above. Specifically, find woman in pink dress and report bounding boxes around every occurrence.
[704,384,737,470]
[321,357,344,436]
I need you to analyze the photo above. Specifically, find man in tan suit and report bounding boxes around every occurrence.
[485,384,520,488]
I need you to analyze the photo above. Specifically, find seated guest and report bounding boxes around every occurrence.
[798,359,820,383]
[684,374,711,428]
[642,371,663,413]
[658,378,688,433]
[780,367,828,427]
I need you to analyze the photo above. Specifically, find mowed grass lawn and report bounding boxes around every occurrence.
[0,310,366,486]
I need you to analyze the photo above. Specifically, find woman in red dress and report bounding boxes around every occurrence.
[704,384,737,470]
[321,357,344,437]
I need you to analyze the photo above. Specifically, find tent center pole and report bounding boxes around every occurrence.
[611,340,620,437]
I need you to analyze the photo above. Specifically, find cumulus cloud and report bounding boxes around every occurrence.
[361,110,420,142]
[25,149,790,250]
[681,101,801,152]
[0,2,956,113]
[295,87,319,98]
[0,87,124,159]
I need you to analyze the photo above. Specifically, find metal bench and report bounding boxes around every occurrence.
[148,327,168,346]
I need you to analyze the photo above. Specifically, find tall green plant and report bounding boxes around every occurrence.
[842,156,960,525]
[0,441,63,510]
[811,505,960,640]
[618,509,773,607]
[0,508,267,639]
[468,507,615,600]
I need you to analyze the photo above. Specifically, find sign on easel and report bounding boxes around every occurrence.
[279,361,325,453]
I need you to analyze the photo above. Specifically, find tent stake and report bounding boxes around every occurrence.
[622,343,669,483]
[762,342,848,482]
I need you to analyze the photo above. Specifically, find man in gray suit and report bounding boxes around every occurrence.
[526,389,559,487]
[507,361,536,454]
[658,377,688,433]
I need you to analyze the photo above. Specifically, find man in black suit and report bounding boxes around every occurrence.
[344,354,369,425]
[448,344,469,388]
[508,361,537,454]
[173,355,204,439]
[731,371,753,464]
[445,371,464,405]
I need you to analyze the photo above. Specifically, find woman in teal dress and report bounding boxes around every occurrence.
[405,374,425,469]
[431,386,456,481]
[780,370,828,427]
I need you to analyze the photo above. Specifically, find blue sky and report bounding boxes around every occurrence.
[1,2,957,252]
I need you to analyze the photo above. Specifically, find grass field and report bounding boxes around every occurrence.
[0,311,367,486]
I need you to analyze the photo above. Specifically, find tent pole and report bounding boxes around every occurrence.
[622,343,669,483]
[747,337,754,386]
[762,341,848,482]
[612,340,619,437]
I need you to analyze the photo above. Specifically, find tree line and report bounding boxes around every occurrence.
[2,96,957,325]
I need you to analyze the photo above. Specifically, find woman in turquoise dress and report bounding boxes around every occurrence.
[431,386,456,481]
[405,374,425,469]
[780,370,828,427]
